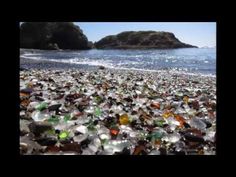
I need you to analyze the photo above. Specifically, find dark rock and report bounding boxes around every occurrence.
[35,96,45,101]
[48,77,55,82]
[80,139,91,149]
[130,120,143,130]
[55,129,60,134]
[138,140,148,146]
[95,31,198,49]
[93,120,99,125]
[20,88,34,94]
[162,124,169,128]
[196,90,202,96]
[183,122,191,128]
[28,122,53,136]
[159,147,167,155]
[131,110,138,115]
[124,97,133,102]
[20,22,91,50]
[65,93,82,102]
[99,66,105,70]
[46,43,59,50]
[184,133,205,143]
[48,104,62,112]
[130,120,137,128]
[60,142,82,153]
[35,137,57,146]
[104,117,116,128]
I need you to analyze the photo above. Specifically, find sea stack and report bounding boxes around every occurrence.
[95,31,198,49]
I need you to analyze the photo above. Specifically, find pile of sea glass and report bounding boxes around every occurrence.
[20,69,216,155]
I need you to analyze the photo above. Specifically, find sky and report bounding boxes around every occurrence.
[75,22,216,48]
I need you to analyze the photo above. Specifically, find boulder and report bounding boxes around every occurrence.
[46,43,60,50]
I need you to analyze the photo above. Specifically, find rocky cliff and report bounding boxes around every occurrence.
[20,22,91,50]
[94,31,197,49]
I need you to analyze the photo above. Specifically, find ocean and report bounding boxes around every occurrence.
[20,48,216,75]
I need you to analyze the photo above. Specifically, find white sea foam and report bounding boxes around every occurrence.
[20,49,216,77]
[21,55,43,60]
[21,53,42,56]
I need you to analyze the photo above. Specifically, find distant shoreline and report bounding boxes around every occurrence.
[20,47,200,52]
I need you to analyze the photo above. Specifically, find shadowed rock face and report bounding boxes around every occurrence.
[95,31,198,49]
[20,22,91,50]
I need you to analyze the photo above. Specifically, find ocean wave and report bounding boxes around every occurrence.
[20,49,216,77]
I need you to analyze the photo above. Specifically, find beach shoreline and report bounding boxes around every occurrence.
[20,57,216,78]
[20,59,216,155]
